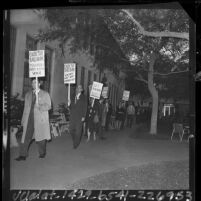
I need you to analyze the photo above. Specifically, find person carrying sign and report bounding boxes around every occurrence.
[15,78,52,161]
[69,85,87,149]
[97,97,107,140]
[127,101,136,128]
[86,98,100,141]
[116,102,125,130]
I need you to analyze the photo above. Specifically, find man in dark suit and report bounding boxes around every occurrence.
[69,85,87,149]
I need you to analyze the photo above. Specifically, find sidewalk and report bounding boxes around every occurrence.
[10,128,189,189]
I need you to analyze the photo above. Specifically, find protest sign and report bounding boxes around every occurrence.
[90,81,103,99]
[122,90,130,101]
[64,63,76,106]
[64,63,76,84]
[29,50,45,77]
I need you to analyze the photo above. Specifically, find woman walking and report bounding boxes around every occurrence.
[86,98,100,141]
[115,103,124,130]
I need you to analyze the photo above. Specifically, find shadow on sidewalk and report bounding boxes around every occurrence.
[66,160,189,190]
[129,123,176,140]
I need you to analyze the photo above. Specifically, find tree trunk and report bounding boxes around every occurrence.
[148,52,158,135]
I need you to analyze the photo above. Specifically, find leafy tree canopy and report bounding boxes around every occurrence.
[37,9,130,76]
[103,8,189,69]
[37,8,190,102]
[102,8,189,100]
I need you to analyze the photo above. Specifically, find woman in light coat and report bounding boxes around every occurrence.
[15,78,51,161]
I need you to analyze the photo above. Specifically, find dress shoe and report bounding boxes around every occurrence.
[15,156,26,161]
[39,154,46,158]
[73,144,79,149]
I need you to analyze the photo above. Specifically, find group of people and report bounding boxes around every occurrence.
[85,97,112,141]
[84,90,141,142]
[115,101,136,130]
[14,79,150,161]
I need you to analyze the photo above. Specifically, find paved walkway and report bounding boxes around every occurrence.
[10,128,189,189]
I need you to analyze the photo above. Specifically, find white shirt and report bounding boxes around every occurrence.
[75,93,81,103]
[33,89,40,94]
[77,93,81,99]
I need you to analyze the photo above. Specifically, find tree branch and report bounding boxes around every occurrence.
[92,42,136,65]
[122,66,148,73]
[122,9,189,41]
[153,69,189,76]
[135,73,148,84]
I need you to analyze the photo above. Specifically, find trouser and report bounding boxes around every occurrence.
[116,120,121,129]
[83,122,87,136]
[127,115,134,128]
[105,115,111,131]
[98,123,105,138]
[70,120,83,149]
[19,110,46,157]
[120,118,125,129]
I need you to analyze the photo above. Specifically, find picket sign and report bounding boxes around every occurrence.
[88,84,94,107]
[90,81,103,107]
[64,63,76,106]
[29,50,45,105]
[122,90,130,101]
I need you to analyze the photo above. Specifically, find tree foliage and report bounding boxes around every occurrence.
[102,8,189,99]
[37,9,130,76]
[37,8,190,101]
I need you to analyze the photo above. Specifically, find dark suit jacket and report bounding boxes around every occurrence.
[70,93,87,122]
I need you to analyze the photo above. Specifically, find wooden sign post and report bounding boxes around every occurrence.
[36,77,38,105]
[68,83,70,106]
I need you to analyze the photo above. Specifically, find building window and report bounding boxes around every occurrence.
[108,82,111,100]
[10,25,17,85]
[110,84,114,108]
[87,70,92,96]
[80,66,85,87]
[163,104,175,116]
[88,70,91,86]
[41,46,53,92]
[22,34,37,97]
[94,73,97,81]
[114,86,117,110]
